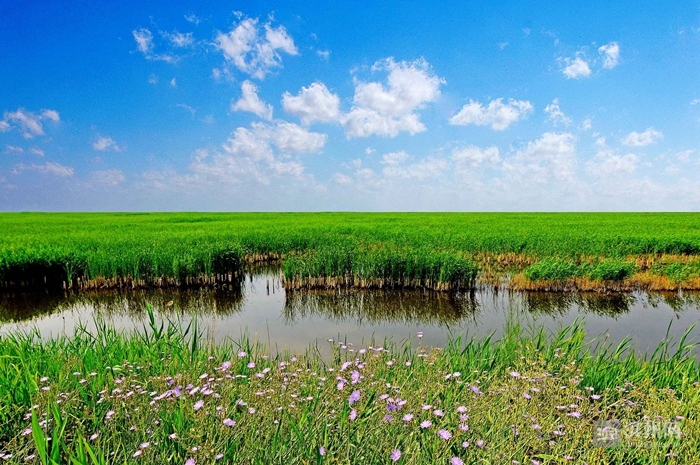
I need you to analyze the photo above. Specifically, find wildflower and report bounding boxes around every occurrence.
[215,454,224,460]
[402,414,414,422]
[566,412,581,418]
[89,433,98,441]
[349,409,357,421]
[237,351,246,357]
[248,408,256,414]
[459,423,469,431]
[417,332,424,339]
[450,458,464,465]
[456,406,467,413]
[221,361,232,371]
[168,433,177,439]
[591,395,601,400]
[247,362,256,369]
[391,450,401,462]
[223,418,235,427]
[194,400,204,411]
[348,390,361,405]
[139,442,150,449]
[384,414,394,422]
[510,371,521,378]
[105,410,115,420]
[523,393,532,400]
[185,459,195,465]
[351,371,361,384]
[462,441,469,448]
[420,420,432,429]
[531,424,541,430]
[438,429,452,440]
[133,450,142,458]
[476,439,485,447]
[433,409,444,417]
[319,447,326,456]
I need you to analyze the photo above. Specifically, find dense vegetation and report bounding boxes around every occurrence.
[0,313,697,464]
[2,213,700,291]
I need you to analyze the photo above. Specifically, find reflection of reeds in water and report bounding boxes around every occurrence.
[0,285,245,324]
[283,289,480,326]
[517,291,638,318]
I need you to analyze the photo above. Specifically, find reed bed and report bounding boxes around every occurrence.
[3,213,700,292]
[0,311,698,464]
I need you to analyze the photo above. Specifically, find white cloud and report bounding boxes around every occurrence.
[586,151,638,177]
[148,74,158,85]
[93,136,122,152]
[91,169,126,186]
[5,145,23,153]
[232,80,273,120]
[497,42,509,50]
[449,98,533,131]
[12,162,74,177]
[316,50,330,60]
[215,17,298,79]
[691,99,699,105]
[165,31,194,48]
[1,108,60,138]
[503,132,577,182]
[132,28,176,63]
[562,56,591,79]
[175,103,196,116]
[451,146,500,167]
[184,14,201,25]
[29,147,44,156]
[380,151,447,180]
[170,78,177,87]
[623,127,663,146]
[282,82,340,125]
[544,98,572,126]
[581,118,592,131]
[341,58,444,138]
[188,121,326,186]
[598,42,620,69]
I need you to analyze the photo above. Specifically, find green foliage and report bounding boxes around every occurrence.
[524,259,581,281]
[587,259,636,281]
[1,212,700,288]
[0,317,698,463]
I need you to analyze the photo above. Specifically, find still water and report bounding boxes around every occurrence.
[1,268,700,356]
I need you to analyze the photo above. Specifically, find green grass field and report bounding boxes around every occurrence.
[0,314,698,464]
[2,212,700,291]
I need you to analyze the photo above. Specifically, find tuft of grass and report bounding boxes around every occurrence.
[0,314,698,463]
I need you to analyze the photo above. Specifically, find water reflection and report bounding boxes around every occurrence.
[1,269,699,356]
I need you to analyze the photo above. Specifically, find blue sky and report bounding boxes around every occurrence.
[1,0,699,211]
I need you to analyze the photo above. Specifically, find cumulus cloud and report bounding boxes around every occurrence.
[503,132,577,182]
[215,17,297,79]
[1,108,60,138]
[449,98,533,131]
[231,80,273,120]
[282,82,340,125]
[12,162,74,177]
[451,146,501,167]
[562,56,591,79]
[93,136,122,152]
[132,28,176,63]
[586,151,638,177]
[188,121,326,185]
[623,127,663,146]
[90,169,126,186]
[544,98,572,126]
[341,58,444,138]
[598,42,620,69]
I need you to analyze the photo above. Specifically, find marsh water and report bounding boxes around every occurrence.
[2,267,700,356]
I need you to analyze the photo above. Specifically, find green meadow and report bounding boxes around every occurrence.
[2,213,700,291]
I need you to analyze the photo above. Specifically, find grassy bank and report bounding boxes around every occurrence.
[0,312,698,464]
[3,213,700,291]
